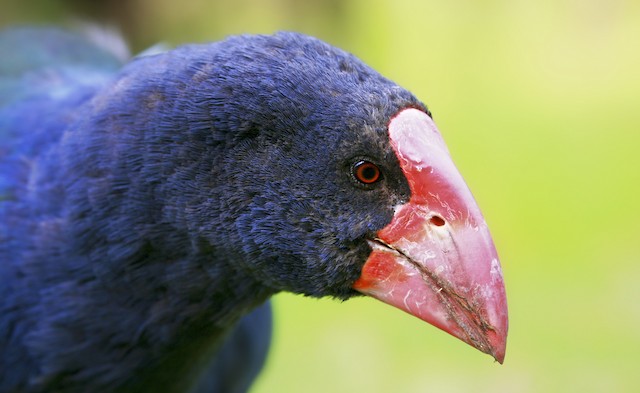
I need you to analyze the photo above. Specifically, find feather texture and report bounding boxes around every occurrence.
[0,28,424,392]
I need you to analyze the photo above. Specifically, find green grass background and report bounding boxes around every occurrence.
[3,0,639,392]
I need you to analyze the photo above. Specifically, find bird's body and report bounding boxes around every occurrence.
[0,28,508,392]
[0,29,281,392]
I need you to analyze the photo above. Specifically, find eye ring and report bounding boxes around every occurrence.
[352,160,382,185]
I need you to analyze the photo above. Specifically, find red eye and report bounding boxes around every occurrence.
[353,160,382,185]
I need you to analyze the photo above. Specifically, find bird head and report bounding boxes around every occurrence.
[171,32,507,362]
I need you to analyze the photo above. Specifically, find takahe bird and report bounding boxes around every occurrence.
[0,28,508,393]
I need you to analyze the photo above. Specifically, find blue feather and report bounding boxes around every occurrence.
[0,27,423,392]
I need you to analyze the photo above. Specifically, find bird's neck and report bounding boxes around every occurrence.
[106,253,273,392]
[37,236,273,391]
[23,51,276,390]
[1,40,281,392]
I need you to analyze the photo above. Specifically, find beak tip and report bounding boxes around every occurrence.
[490,337,506,364]
[494,347,506,364]
[486,312,508,364]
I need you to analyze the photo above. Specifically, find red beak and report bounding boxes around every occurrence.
[353,108,508,363]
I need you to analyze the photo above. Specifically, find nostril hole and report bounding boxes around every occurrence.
[430,215,446,227]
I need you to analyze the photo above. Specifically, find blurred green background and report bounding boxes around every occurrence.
[2,0,639,392]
